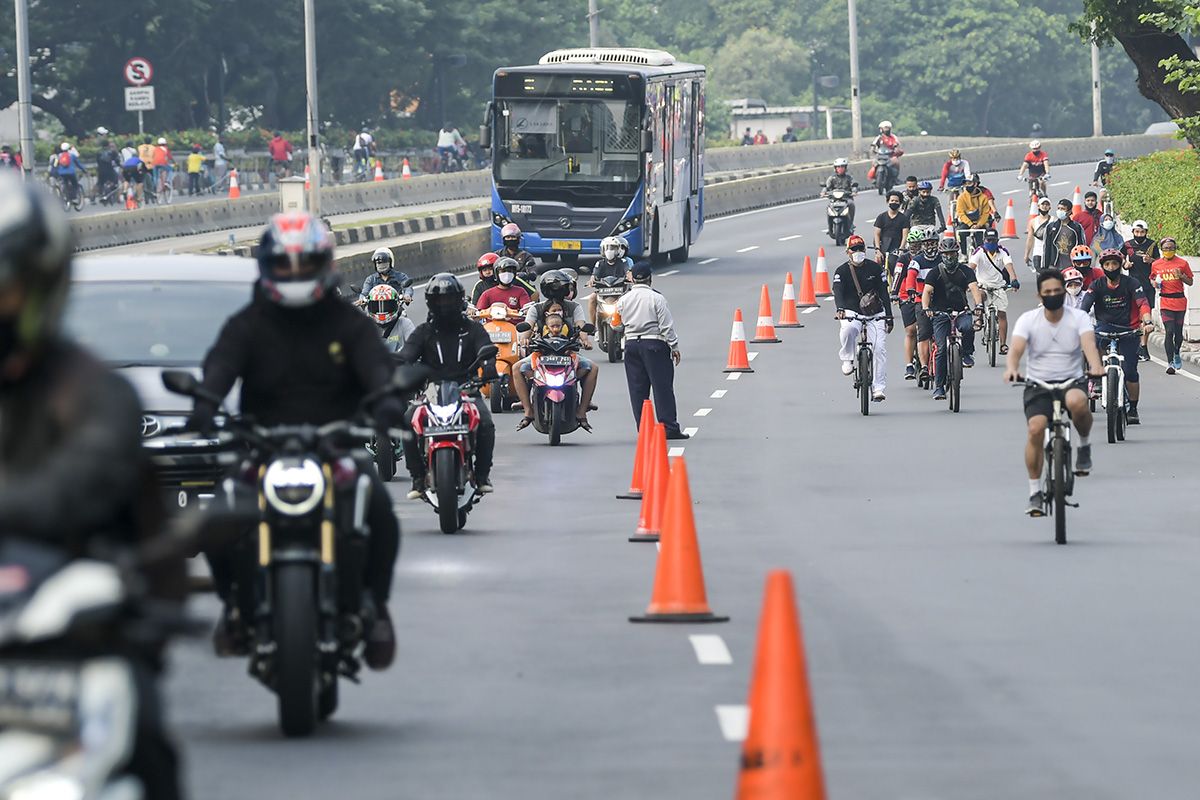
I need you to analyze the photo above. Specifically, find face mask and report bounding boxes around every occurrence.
[984,243,999,253]
[1162,250,1176,259]
[1041,293,1066,310]
[498,271,515,286]
[1039,206,1051,216]
[375,262,391,275]
[1106,157,1114,164]
[273,280,319,307]
[1102,220,1114,230]
[1103,266,1122,279]
[1132,233,1147,241]
[1032,149,1041,155]
[850,251,866,264]
[943,257,959,269]
[969,186,980,194]
[951,159,961,166]
[1066,283,1082,296]
[1056,209,1068,220]
[888,202,901,210]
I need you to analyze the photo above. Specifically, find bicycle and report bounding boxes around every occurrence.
[843,310,886,417]
[931,309,975,413]
[50,173,85,212]
[1094,327,1141,444]
[1015,377,1087,545]
[980,286,1012,368]
[1025,174,1048,201]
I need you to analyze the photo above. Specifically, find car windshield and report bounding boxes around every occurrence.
[63,281,248,365]
[494,97,642,185]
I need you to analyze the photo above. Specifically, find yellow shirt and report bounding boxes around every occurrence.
[955,189,993,228]
[186,153,205,173]
[137,143,156,164]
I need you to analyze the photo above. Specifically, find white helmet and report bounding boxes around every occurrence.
[60,142,70,151]
[833,157,849,168]
[879,120,892,131]
[96,126,109,136]
[1030,140,1041,150]
[600,236,624,261]
[371,247,394,274]
[157,137,166,145]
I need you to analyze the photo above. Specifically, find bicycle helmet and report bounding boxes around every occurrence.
[1029,140,1041,150]
[371,247,394,274]
[1070,245,1094,264]
[938,237,959,255]
[367,284,401,326]
[495,256,520,285]
[424,273,466,329]
[1062,267,1083,284]
[257,212,336,307]
[539,269,572,302]
[948,149,961,159]
[906,228,926,245]
[917,180,932,191]
[476,252,499,279]
[157,137,166,146]
[1098,248,1124,268]
[0,174,73,363]
[500,222,522,247]
[600,236,624,262]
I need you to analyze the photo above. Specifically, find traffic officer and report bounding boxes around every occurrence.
[614,263,687,439]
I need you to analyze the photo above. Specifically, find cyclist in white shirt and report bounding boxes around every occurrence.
[436,124,466,160]
[1004,268,1103,515]
[969,228,1020,353]
[352,128,375,175]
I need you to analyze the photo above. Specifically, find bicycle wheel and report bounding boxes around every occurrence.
[987,310,998,367]
[1105,370,1119,443]
[160,178,173,205]
[1052,434,1067,544]
[948,341,961,413]
[858,345,872,417]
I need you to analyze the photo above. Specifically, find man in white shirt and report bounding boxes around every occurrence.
[1004,268,1103,515]
[436,124,466,165]
[352,128,375,175]
[615,263,687,439]
[969,228,1021,353]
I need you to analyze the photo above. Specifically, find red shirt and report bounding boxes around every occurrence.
[1073,208,1100,245]
[1023,151,1048,176]
[1078,266,1104,291]
[268,137,293,161]
[477,285,530,311]
[1151,256,1194,312]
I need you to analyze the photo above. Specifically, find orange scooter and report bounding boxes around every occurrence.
[476,302,523,413]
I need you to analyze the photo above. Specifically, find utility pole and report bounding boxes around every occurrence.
[847,0,863,158]
[1091,33,1103,137]
[810,46,819,142]
[587,0,600,48]
[303,0,321,215]
[14,0,35,178]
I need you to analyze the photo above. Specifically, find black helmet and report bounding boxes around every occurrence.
[257,212,336,307]
[425,272,465,329]
[0,174,73,365]
[539,269,571,302]
[938,237,959,254]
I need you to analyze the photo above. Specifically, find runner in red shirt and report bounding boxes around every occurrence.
[1150,236,1195,373]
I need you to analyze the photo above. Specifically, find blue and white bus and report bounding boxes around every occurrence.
[482,48,705,266]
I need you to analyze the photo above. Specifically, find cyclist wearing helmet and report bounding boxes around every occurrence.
[398,273,499,492]
[954,174,994,251]
[969,229,1021,354]
[1081,249,1152,423]
[367,284,416,352]
[190,211,404,671]
[1017,140,1050,185]
[359,247,413,305]
[907,180,946,229]
[1093,149,1115,186]
[50,141,87,204]
[894,228,927,379]
[495,222,537,273]
[1069,244,1104,289]
[822,157,858,226]
[476,256,531,311]
[471,252,501,305]
[1040,199,1087,272]
[1062,267,1087,309]
[901,229,943,381]
[513,269,599,430]
[922,236,984,399]
[939,149,972,193]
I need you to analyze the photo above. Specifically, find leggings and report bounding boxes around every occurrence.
[1162,309,1186,361]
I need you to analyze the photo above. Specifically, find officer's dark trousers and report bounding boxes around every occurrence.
[624,338,681,434]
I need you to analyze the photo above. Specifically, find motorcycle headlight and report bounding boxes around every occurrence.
[601,303,618,314]
[429,403,460,424]
[544,372,566,388]
[263,458,325,516]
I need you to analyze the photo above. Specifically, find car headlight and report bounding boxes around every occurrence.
[263,458,325,516]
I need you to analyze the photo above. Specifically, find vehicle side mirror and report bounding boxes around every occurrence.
[479,124,492,151]
[581,323,596,335]
[162,370,199,397]
[477,344,499,361]
[393,363,433,392]
[515,322,532,333]
[400,277,414,290]
[641,128,653,153]
[349,283,361,294]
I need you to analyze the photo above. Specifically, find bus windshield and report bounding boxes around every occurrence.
[494,97,642,187]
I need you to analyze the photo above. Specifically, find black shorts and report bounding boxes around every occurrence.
[900,301,917,328]
[1023,379,1086,421]
[915,307,933,341]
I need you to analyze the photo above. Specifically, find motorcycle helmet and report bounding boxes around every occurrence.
[1070,245,1094,265]
[600,235,624,262]
[833,157,848,170]
[0,174,73,364]
[616,235,631,260]
[257,212,336,308]
[500,222,522,249]
[476,252,499,280]
[372,247,394,275]
[367,284,401,326]
[424,273,466,329]
[539,269,572,302]
[495,256,519,286]
[879,120,892,132]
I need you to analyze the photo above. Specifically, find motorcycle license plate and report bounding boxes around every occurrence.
[0,661,80,732]
[539,355,573,366]
[598,289,625,298]
[551,240,582,251]
[489,331,512,343]
[427,423,469,436]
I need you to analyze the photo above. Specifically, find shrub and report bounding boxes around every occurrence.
[1107,148,1200,253]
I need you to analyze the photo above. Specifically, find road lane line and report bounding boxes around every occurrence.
[660,269,679,277]
[1050,181,1069,187]
[715,705,749,741]
[683,426,698,437]
[726,372,742,381]
[668,446,686,457]
[736,245,760,253]
[1149,354,1200,383]
[1002,188,1021,195]
[710,389,727,398]
[689,634,733,665]
[708,197,824,223]
[694,408,712,416]
[778,234,803,241]
[748,352,759,361]
[802,307,819,314]
[699,257,719,264]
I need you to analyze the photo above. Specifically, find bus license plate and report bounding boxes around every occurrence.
[551,240,582,251]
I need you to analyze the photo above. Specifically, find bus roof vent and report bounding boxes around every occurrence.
[539,48,677,67]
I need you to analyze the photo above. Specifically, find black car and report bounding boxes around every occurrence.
[63,254,257,510]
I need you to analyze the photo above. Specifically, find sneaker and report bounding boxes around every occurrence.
[1166,364,1176,375]
[918,365,930,382]
[932,386,946,400]
[476,475,494,494]
[1026,491,1046,517]
[1174,355,1184,370]
[904,364,916,380]
[841,360,854,376]
[1139,345,1151,362]
[364,605,396,671]
[1126,407,1140,425]
[666,429,691,440]
[1074,445,1092,476]
[406,475,426,500]
[962,354,975,368]
[872,390,886,402]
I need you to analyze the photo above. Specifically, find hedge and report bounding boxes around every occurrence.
[1107,147,1200,253]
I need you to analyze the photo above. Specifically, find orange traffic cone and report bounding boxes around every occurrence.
[617,399,654,500]
[942,223,956,240]
[813,248,832,297]
[751,285,782,343]
[1001,198,1018,239]
[304,164,311,191]
[630,423,668,543]
[124,185,137,210]
[227,168,240,199]
[629,457,728,623]
[723,309,754,373]
[1072,185,1083,217]
[401,158,412,180]
[735,570,826,799]
[1027,196,1039,224]
[374,159,385,182]
[777,274,803,328]
[796,256,819,308]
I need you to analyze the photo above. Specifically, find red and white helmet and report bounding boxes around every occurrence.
[257,212,336,307]
[500,222,522,246]
[367,284,401,326]
[1062,267,1083,284]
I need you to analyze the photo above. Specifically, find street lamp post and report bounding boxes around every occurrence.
[13,0,35,178]
[587,0,600,48]
[303,0,321,215]
[1091,34,1103,137]
[810,46,819,142]
[847,0,863,158]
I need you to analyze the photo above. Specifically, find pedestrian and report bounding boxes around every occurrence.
[1150,237,1194,374]
[1041,199,1087,272]
[781,126,797,143]
[268,131,293,179]
[213,135,229,187]
[1025,196,1052,272]
[753,129,768,145]
[186,144,204,196]
[614,262,687,440]
[1091,212,1123,256]
[1073,190,1102,244]
[740,127,754,146]
[1122,219,1159,360]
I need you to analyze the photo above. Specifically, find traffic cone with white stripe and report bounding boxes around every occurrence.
[124,184,137,210]
[227,168,241,199]
[814,248,833,297]
[1027,196,1039,224]
[1072,185,1082,217]
[777,274,803,328]
[304,164,311,191]
[751,285,782,343]
[1001,198,1018,239]
[723,309,754,373]
[796,256,820,308]
[401,158,412,180]
[374,159,385,182]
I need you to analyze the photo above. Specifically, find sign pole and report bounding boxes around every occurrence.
[303,0,321,216]
[14,0,35,179]
[138,110,144,135]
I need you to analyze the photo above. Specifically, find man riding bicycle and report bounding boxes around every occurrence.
[901,229,943,383]
[923,237,983,400]
[954,174,994,252]
[51,142,87,203]
[1092,149,1115,187]
[968,229,1021,354]
[1017,140,1050,193]
[832,235,893,402]
[907,180,946,230]
[939,149,971,194]
[1079,249,1152,424]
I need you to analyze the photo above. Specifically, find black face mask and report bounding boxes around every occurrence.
[943,256,959,269]
[1103,266,1122,280]
[1131,235,1148,244]
[888,202,901,210]
[1041,293,1066,311]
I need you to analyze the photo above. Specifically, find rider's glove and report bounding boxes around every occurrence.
[1009,278,1020,290]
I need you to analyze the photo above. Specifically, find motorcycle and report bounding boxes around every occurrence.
[594,276,628,362]
[825,188,855,246]
[872,146,901,195]
[406,345,499,534]
[353,277,415,482]
[161,369,412,737]
[475,302,523,413]
[514,325,594,446]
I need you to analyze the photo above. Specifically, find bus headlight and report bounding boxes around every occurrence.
[612,217,640,235]
[492,212,511,227]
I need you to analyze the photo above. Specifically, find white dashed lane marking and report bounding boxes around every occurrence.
[778,234,803,241]
[682,427,698,437]
[727,372,742,381]
[694,408,712,417]
[710,390,727,399]
[659,269,679,277]
[689,634,733,665]
[736,245,760,253]
[699,257,720,265]
[715,705,749,741]
[802,307,819,314]
[748,352,759,362]
[1149,355,1200,384]
[1050,181,1069,187]
[1002,188,1022,195]
[668,446,686,458]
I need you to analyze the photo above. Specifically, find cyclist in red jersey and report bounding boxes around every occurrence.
[1017,141,1051,186]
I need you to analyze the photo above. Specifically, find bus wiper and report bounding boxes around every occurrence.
[513,157,570,196]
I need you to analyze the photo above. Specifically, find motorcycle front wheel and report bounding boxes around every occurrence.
[375,437,395,482]
[434,449,461,534]
[274,563,319,737]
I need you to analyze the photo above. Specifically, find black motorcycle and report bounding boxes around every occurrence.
[825,188,856,246]
[593,276,628,362]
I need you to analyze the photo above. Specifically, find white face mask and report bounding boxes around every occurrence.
[602,247,621,261]
[1066,283,1082,296]
[951,159,961,166]
[1056,209,1068,220]
[850,251,866,264]
[1102,220,1115,230]
[498,271,515,286]
[273,280,319,307]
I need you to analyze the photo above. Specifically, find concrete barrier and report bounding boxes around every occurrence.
[705,136,1012,173]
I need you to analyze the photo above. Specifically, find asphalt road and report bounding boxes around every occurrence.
[165,160,1200,799]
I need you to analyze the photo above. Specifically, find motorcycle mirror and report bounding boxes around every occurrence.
[479,124,492,151]
[393,363,434,392]
[515,321,532,333]
[349,283,361,294]
[161,369,199,397]
[641,128,654,153]
[477,344,500,361]
[581,323,597,335]
[401,277,414,289]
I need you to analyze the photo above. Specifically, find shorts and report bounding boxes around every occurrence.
[915,307,933,341]
[1023,379,1086,421]
[1095,331,1140,383]
[981,285,1009,312]
[900,301,917,328]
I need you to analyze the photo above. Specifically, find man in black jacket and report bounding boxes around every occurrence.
[397,273,498,496]
[832,234,893,401]
[0,176,184,798]
[190,212,403,670]
[1041,199,1087,272]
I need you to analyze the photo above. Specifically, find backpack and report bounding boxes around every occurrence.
[58,151,71,168]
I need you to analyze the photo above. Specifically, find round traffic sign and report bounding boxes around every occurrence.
[124,57,153,87]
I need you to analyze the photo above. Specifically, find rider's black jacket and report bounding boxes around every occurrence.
[906,195,945,227]
[194,288,398,428]
[397,315,498,383]
[592,258,628,282]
